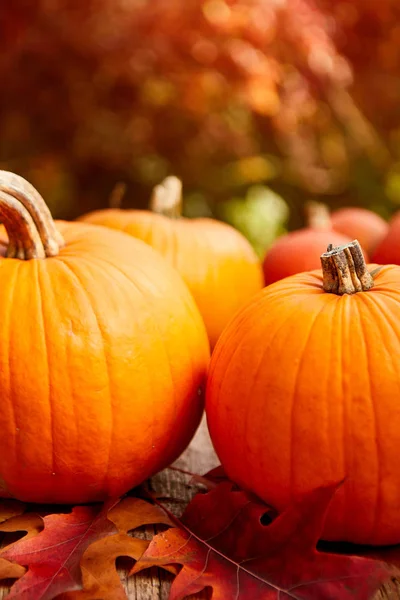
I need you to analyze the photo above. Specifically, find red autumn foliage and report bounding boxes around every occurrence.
[0,476,399,599]
[59,497,173,600]
[0,496,173,600]
[133,481,393,599]
[1,503,117,600]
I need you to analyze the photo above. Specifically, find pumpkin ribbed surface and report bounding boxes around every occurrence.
[206,251,400,545]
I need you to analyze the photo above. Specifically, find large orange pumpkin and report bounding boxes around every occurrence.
[80,177,264,348]
[0,171,210,504]
[331,207,388,256]
[207,239,400,545]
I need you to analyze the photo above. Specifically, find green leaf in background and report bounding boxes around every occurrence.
[218,185,289,257]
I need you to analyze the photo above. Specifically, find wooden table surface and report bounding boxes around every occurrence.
[0,418,399,599]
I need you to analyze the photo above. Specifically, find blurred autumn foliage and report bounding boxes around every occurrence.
[0,0,398,234]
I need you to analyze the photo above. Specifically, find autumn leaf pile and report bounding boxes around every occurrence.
[0,470,398,600]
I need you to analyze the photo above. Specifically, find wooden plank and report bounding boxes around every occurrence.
[0,418,398,598]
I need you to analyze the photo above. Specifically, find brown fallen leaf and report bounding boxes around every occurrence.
[0,499,26,523]
[58,534,148,600]
[1,501,117,600]
[59,497,174,600]
[0,502,43,583]
[108,497,173,533]
[0,557,26,581]
[0,500,30,580]
[132,481,393,600]
[0,512,44,545]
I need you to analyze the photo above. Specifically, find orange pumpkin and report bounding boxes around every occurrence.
[262,202,358,285]
[331,207,388,256]
[0,171,210,504]
[80,177,264,348]
[372,211,400,265]
[207,240,400,545]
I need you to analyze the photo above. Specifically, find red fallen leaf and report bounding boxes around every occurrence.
[1,501,117,600]
[202,465,227,484]
[133,481,393,599]
[353,545,400,572]
[55,497,174,600]
[168,465,232,492]
[167,466,221,491]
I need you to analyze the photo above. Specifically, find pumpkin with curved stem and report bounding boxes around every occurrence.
[207,239,400,545]
[331,207,388,256]
[0,170,210,504]
[80,176,264,348]
[262,201,366,285]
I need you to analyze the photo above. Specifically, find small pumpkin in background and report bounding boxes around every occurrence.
[372,211,400,264]
[0,171,210,505]
[207,239,400,546]
[331,206,388,256]
[262,201,357,285]
[80,176,264,348]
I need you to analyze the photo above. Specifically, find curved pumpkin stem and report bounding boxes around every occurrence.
[0,171,64,260]
[150,176,182,218]
[108,181,127,209]
[305,201,331,229]
[321,240,374,295]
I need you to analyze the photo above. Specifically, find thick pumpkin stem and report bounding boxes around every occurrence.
[149,176,182,218]
[305,201,331,229]
[321,240,374,295]
[0,171,64,260]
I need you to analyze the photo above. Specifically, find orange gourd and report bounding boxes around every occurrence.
[262,202,366,285]
[331,207,388,256]
[80,177,264,348]
[207,240,400,545]
[0,171,210,504]
[372,211,400,264]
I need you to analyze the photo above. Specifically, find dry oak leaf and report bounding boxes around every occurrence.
[0,503,43,583]
[0,499,26,523]
[0,558,26,581]
[0,509,44,585]
[0,512,44,543]
[133,481,393,600]
[58,496,174,600]
[57,534,147,600]
[1,501,117,600]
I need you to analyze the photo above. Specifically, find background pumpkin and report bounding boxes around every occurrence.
[206,240,400,545]
[262,201,360,285]
[80,176,264,348]
[331,207,388,256]
[372,211,400,265]
[0,171,210,505]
